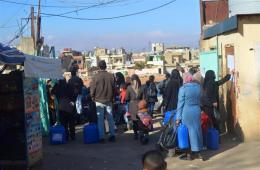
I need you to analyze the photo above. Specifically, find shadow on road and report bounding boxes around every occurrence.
[202,133,241,161]
[32,113,243,170]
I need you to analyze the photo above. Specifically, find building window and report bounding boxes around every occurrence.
[172,56,175,64]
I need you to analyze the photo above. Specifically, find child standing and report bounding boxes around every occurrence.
[120,83,131,129]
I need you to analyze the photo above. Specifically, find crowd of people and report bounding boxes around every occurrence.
[46,59,232,168]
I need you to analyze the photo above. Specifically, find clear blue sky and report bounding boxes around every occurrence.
[0,0,201,52]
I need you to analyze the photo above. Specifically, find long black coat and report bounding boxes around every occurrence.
[163,79,181,112]
[201,74,231,107]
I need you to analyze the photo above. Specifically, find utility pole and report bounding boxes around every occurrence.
[36,0,42,56]
[31,6,36,50]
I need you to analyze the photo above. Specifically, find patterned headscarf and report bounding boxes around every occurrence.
[131,74,141,95]
[183,72,193,84]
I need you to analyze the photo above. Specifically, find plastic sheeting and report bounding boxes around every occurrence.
[24,55,63,79]
[38,79,50,136]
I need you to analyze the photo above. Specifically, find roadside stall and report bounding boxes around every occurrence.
[0,43,62,169]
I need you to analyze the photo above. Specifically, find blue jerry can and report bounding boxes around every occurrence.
[178,124,189,149]
[84,123,99,144]
[50,124,66,145]
[163,110,176,126]
[207,128,219,150]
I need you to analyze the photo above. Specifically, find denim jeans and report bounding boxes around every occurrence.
[148,102,155,116]
[124,114,129,124]
[96,102,115,139]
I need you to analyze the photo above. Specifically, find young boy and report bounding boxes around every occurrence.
[142,150,167,170]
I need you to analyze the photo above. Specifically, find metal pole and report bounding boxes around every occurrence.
[31,6,36,51]
[36,0,41,56]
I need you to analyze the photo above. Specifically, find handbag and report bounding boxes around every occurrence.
[59,97,74,113]
[76,95,83,114]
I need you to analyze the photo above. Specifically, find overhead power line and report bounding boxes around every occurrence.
[53,0,126,5]
[0,4,25,30]
[0,25,17,29]
[5,16,30,45]
[0,0,123,8]
[44,0,120,17]
[41,0,177,20]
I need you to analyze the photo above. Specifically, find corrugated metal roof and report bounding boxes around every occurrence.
[203,15,238,39]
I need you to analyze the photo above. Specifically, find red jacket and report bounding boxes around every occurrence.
[120,89,126,104]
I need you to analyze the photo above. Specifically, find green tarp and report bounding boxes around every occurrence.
[39,79,50,136]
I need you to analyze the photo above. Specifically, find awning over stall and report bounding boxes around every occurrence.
[0,43,63,79]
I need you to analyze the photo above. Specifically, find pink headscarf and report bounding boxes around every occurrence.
[183,73,193,84]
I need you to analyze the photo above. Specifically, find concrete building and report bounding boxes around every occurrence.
[97,55,111,68]
[94,47,108,56]
[61,48,84,71]
[152,43,164,54]
[17,37,35,55]
[131,52,147,63]
[200,7,260,141]
[147,54,164,74]
[164,47,192,67]
[116,48,126,55]
[83,51,97,69]
[94,48,127,70]
[110,53,127,69]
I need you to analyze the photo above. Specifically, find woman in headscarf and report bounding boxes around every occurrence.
[52,79,75,140]
[201,70,231,131]
[115,72,125,90]
[126,74,142,139]
[114,72,125,125]
[163,69,183,112]
[176,73,203,160]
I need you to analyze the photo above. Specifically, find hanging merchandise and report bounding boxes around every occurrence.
[39,79,50,136]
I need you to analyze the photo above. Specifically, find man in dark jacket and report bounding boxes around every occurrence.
[68,67,84,124]
[68,67,84,100]
[90,60,116,143]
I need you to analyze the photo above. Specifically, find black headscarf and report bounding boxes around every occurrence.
[171,69,183,86]
[115,72,125,88]
[163,69,182,111]
[203,70,216,89]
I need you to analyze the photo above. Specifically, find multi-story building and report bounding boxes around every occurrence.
[164,47,191,66]
[83,51,97,68]
[61,48,84,70]
[110,53,127,69]
[131,52,148,63]
[94,47,108,56]
[146,54,164,74]
[94,47,127,70]
[116,48,126,55]
[151,43,164,54]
